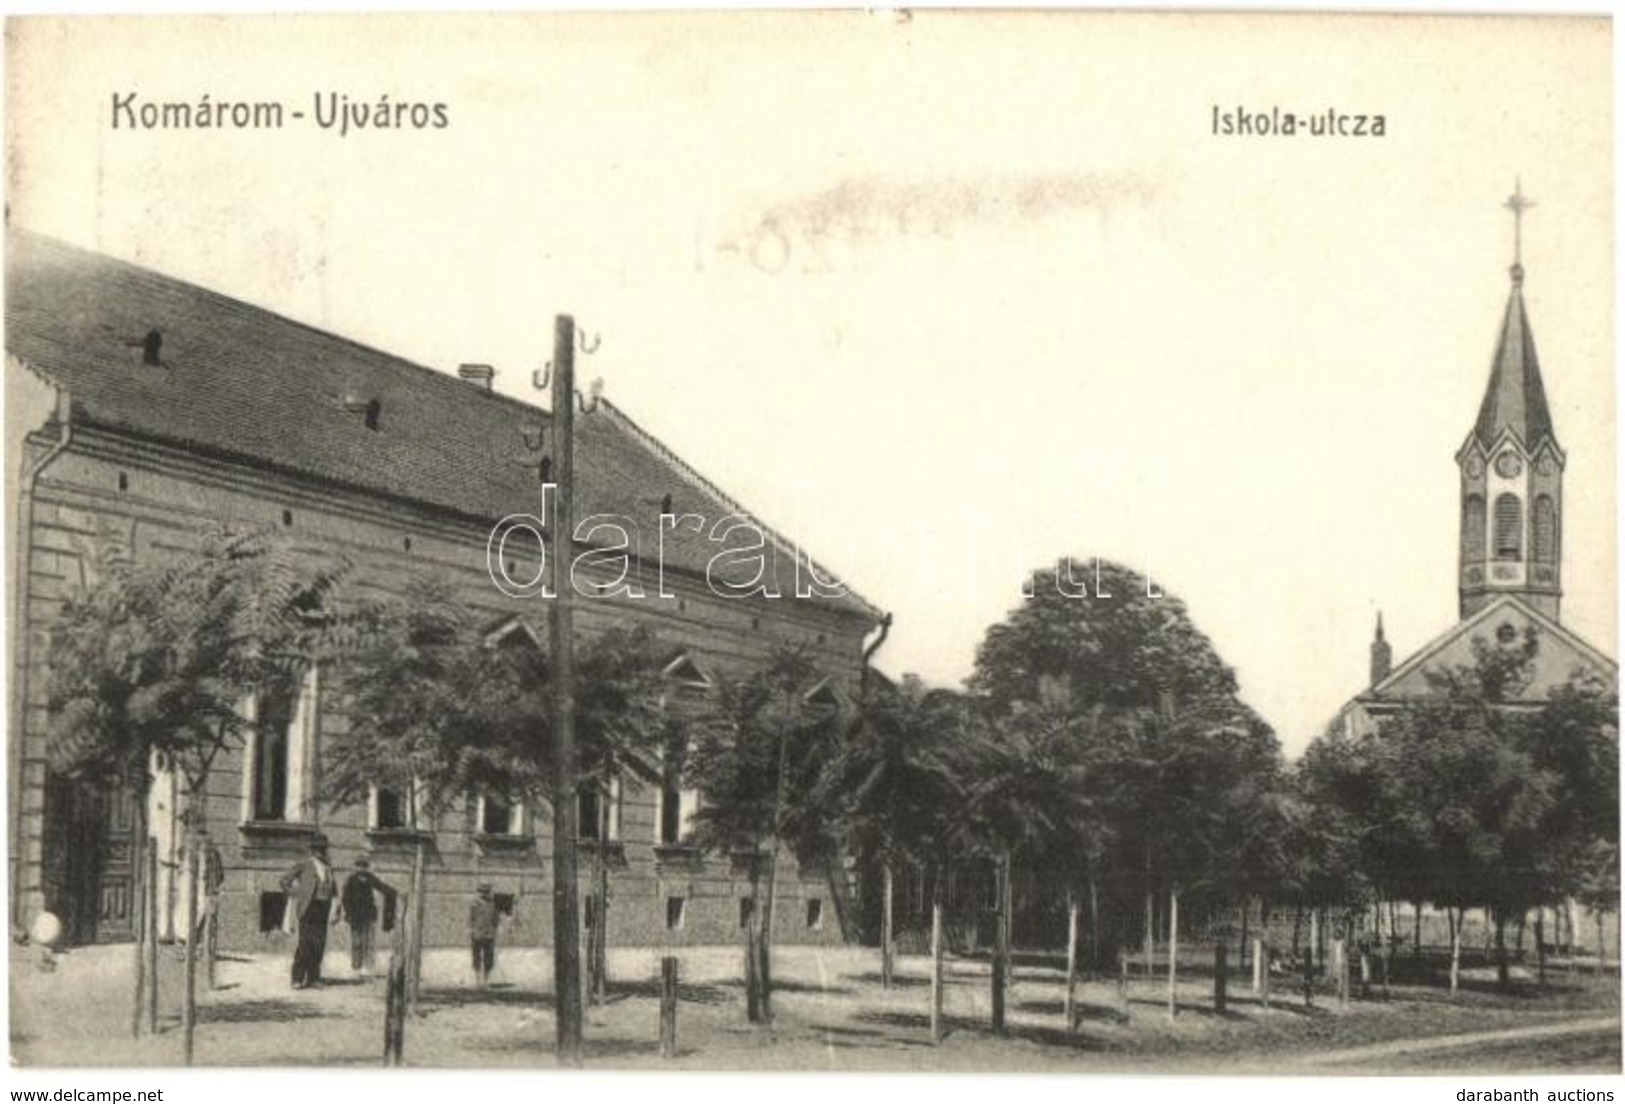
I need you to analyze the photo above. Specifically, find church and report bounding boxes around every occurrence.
[1338,186,1617,736]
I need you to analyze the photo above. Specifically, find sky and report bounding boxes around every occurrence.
[6,11,1615,756]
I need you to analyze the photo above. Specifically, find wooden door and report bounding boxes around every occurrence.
[46,776,137,944]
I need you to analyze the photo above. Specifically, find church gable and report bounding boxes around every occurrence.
[1370,597,1617,704]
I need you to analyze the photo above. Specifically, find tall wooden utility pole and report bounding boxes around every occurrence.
[550,314,584,1067]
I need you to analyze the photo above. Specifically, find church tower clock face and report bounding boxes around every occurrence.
[1494,451,1524,478]
[1465,455,1485,478]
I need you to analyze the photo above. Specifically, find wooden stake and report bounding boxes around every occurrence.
[384,947,407,1066]
[145,842,159,1035]
[1118,948,1130,1021]
[1535,908,1547,986]
[929,893,944,1045]
[131,836,147,1039]
[407,840,426,1016]
[1309,908,1318,981]
[205,888,219,992]
[1143,889,1155,980]
[590,781,611,1006]
[659,956,679,1059]
[990,939,1006,1035]
[1597,910,1607,976]
[1240,900,1250,974]
[181,832,200,1065]
[1166,887,1179,1021]
[1213,940,1228,1014]
[1064,891,1079,1030]
[1088,880,1100,976]
[1449,908,1461,995]
[881,862,894,990]
[1566,901,1578,980]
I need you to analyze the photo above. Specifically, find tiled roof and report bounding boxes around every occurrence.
[1472,276,1557,452]
[5,229,879,621]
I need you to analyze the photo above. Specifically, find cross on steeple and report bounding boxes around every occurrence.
[1504,178,1534,284]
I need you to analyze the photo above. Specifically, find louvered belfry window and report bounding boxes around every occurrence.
[1462,494,1486,562]
[1533,495,1558,564]
[1494,493,1523,561]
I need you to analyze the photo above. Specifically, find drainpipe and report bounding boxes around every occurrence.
[10,385,73,931]
[826,613,892,945]
[859,612,893,701]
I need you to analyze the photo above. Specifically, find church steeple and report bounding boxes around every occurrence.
[1457,180,1564,622]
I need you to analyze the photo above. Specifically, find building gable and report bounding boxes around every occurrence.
[1367,596,1617,705]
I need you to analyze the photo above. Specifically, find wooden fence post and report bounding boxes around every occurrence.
[1259,943,1271,1011]
[1334,938,1348,1009]
[659,956,679,1059]
[1118,948,1130,1022]
[131,837,148,1039]
[1213,941,1228,1014]
[145,842,159,1036]
[383,951,407,1066]
[929,895,945,1045]
[991,943,1007,1036]
[881,864,894,991]
[1309,909,1319,981]
[205,903,219,992]
[1064,892,1079,1030]
[1166,888,1180,1021]
[1596,910,1608,976]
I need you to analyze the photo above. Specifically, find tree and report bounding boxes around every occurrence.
[1575,841,1619,973]
[969,558,1278,1012]
[958,690,1096,1035]
[685,647,847,1023]
[324,585,669,1015]
[572,626,668,1002]
[970,559,1238,714]
[322,583,537,1014]
[1301,630,1619,993]
[47,526,350,1063]
[822,675,962,986]
[826,676,979,1041]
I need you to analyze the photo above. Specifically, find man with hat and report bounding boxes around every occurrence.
[280,834,338,989]
[339,857,397,976]
[469,882,500,987]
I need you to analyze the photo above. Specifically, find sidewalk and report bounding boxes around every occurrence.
[11,940,1621,1071]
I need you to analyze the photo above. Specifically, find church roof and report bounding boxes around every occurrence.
[4,229,881,621]
[1470,272,1556,453]
[1359,595,1615,708]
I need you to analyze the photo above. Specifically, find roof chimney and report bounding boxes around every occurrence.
[458,363,496,392]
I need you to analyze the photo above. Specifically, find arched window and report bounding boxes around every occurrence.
[1533,495,1557,564]
[1494,493,1523,561]
[1461,494,1486,562]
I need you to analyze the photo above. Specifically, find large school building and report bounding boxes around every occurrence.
[6,229,888,951]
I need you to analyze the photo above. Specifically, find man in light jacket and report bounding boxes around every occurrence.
[280,834,338,989]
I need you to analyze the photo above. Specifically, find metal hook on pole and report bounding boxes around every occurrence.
[533,362,553,391]
[578,330,601,356]
[577,377,605,414]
